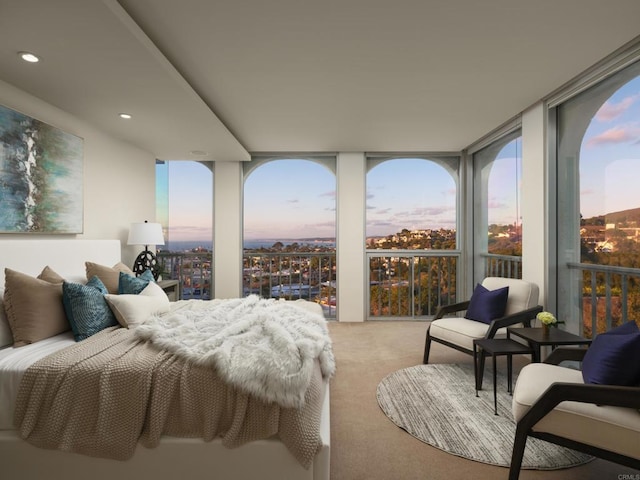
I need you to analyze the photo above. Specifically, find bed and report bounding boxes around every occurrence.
[0,239,331,480]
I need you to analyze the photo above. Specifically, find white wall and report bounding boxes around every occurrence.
[0,79,156,267]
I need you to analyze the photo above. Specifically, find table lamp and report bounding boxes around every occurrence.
[127,220,165,279]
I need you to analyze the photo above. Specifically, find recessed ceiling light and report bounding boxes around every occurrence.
[18,51,39,63]
[190,150,208,156]
[119,113,132,119]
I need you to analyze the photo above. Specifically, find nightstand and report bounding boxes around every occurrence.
[157,279,181,302]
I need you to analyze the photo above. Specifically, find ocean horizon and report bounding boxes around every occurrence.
[159,238,336,252]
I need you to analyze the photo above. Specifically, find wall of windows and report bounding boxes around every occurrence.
[472,131,523,283]
[556,59,640,336]
[155,160,213,299]
[365,156,460,318]
[242,156,337,316]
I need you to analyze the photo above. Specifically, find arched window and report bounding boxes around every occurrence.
[556,61,640,336]
[155,160,213,300]
[473,131,522,281]
[243,156,336,317]
[365,156,459,318]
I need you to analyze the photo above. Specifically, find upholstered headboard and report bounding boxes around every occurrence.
[0,239,122,286]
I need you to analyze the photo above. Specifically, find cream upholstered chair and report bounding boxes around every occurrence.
[423,277,542,389]
[509,344,640,480]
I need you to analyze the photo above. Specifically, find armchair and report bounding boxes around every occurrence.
[509,347,640,480]
[423,277,542,389]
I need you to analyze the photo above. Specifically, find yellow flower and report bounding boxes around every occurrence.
[537,311,557,325]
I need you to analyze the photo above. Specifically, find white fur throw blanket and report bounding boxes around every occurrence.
[134,295,335,408]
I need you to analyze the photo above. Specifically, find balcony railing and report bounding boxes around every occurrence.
[367,250,459,319]
[482,253,522,279]
[158,250,639,333]
[567,262,640,338]
[243,251,337,319]
[157,251,213,300]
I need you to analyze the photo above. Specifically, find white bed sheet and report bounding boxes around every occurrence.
[0,332,76,430]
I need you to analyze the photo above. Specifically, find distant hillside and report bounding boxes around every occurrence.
[583,207,640,226]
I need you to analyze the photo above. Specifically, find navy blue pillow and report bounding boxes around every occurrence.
[118,269,155,295]
[465,283,509,324]
[582,321,640,386]
[62,276,118,341]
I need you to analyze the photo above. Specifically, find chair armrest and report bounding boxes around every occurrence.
[433,300,471,320]
[486,305,543,338]
[517,382,640,432]
[544,347,588,365]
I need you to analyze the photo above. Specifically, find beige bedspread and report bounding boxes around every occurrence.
[14,326,326,468]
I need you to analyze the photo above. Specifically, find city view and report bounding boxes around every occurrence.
[156,202,640,328]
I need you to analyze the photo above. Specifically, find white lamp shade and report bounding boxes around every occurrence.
[127,222,165,246]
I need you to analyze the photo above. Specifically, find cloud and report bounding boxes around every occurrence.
[375,208,392,215]
[167,225,212,241]
[286,198,300,204]
[586,124,640,147]
[319,190,336,198]
[488,199,508,209]
[595,94,639,122]
[410,206,455,216]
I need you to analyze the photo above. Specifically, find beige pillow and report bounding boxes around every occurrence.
[85,262,134,294]
[105,282,170,328]
[37,265,65,284]
[3,268,69,347]
[0,289,13,348]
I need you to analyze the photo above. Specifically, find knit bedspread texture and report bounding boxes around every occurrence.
[14,296,334,467]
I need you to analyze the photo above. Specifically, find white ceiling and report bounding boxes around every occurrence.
[0,0,639,161]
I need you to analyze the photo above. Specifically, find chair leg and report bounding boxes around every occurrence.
[423,328,432,364]
[508,424,529,480]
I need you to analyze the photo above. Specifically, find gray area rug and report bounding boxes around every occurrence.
[377,363,593,470]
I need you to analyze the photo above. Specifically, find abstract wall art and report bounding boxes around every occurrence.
[0,104,83,233]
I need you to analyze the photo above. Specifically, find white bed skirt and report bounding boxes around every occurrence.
[0,383,330,480]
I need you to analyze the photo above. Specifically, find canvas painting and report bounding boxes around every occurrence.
[0,104,83,233]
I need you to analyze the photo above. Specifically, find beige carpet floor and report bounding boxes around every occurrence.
[327,321,638,480]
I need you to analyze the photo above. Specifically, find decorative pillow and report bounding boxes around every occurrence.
[118,269,155,295]
[37,265,65,284]
[0,289,14,348]
[465,283,510,324]
[582,321,640,386]
[85,262,135,294]
[105,282,170,328]
[3,268,69,347]
[63,276,118,341]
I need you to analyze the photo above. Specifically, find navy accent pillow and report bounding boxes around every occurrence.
[465,283,509,324]
[582,321,640,386]
[62,276,118,341]
[118,269,155,295]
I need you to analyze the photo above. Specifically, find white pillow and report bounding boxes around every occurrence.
[0,289,13,348]
[105,282,170,329]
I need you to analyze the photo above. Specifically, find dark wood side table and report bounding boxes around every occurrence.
[157,279,181,302]
[473,338,533,416]
[507,327,592,363]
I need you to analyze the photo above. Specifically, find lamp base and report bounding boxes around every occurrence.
[132,249,161,280]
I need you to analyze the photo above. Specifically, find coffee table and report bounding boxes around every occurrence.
[507,327,592,362]
[473,338,533,416]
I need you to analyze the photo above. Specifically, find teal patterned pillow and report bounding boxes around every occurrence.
[118,270,155,295]
[62,276,117,341]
